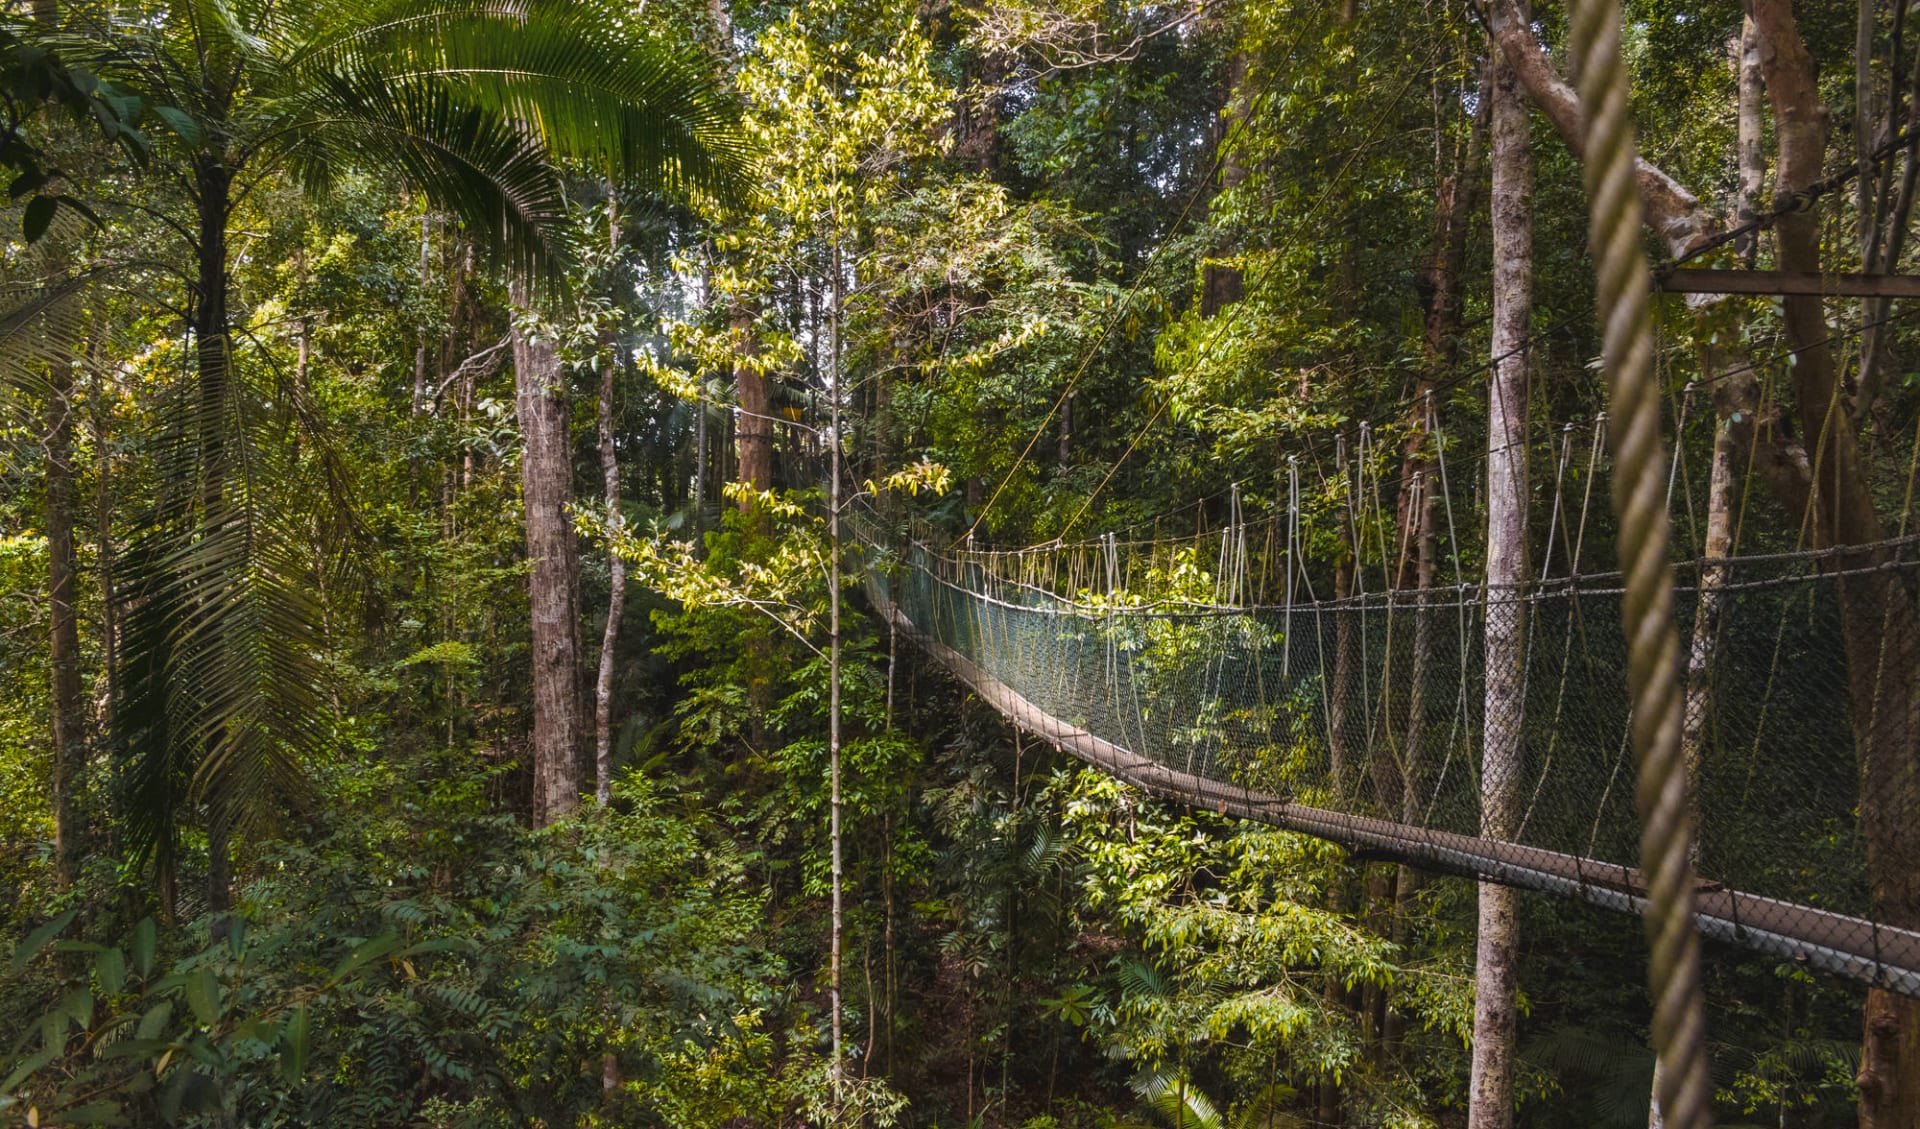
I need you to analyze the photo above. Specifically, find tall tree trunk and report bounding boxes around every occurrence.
[1740,6,1920,1126]
[734,305,772,500]
[828,237,847,1102]
[1330,540,1357,799]
[1318,494,1360,1125]
[594,199,625,807]
[1470,53,1532,1129]
[1388,471,1437,1052]
[1736,14,1767,266]
[1653,44,1769,1118]
[195,156,235,918]
[1388,61,1492,1050]
[411,214,431,417]
[512,289,585,827]
[90,356,118,746]
[47,357,85,887]
[1853,0,1920,416]
[1056,390,1071,471]
[1202,47,1250,316]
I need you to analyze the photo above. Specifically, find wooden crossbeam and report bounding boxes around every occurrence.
[1655,268,1920,298]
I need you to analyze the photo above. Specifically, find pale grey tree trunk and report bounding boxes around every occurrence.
[1469,52,1532,1129]
[1653,30,1767,1124]
[594,200,625,807]
[513,289,585,827]
[828,236,847,1102]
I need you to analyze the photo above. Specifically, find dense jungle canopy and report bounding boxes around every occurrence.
[1,0,1917,1126]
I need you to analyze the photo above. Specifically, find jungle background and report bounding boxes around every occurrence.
[0,0,1900,1126]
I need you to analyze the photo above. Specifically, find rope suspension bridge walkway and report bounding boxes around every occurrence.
[849,500,1920,1000]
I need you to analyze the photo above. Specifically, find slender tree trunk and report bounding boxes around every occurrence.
[1319,506,1359,1125]
[735,304,772,500]
[90,359,118,740]
[1387,58,1490,1050]
[1855,1,1920,416]
[1470,54,1532,1129]
[695,392,708,509]
[411,215,430,417]
[594,200,625,807]
[512,286,585,827]
[1331,491,1358,800]
[47,358,85,887]
[195,156,235,918]
[1736,14,1767,267]
[733,298,774,751]
[1388,472,1437,1053]
[828,238,846,1103]
[1653,50,1769,1116]
[1202,47,1250,316]
[1057,391,1071,471]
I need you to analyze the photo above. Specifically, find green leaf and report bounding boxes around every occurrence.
[7,910,76,972]
[53,194,101,229]
[7,170,45,198]
[328,932,400,983]
[279,1005,309,1085]
[131,919,156,978]
[22,195,57,243]
[183,969,220,1028]
[95,947,126,995]
[152,105,200,145]
[135,1001,173,1041]
[0,1046,57,1092]
[394,640,478,668]
[98,1037,176,1060]
[58,986,94,1030]
[57,1101,122,1125]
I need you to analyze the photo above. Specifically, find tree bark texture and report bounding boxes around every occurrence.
[1742,4,1920,1126]
[595,203,625,807]
[734,304,772,501]
[1485,0,1713,258]
[47,360,86,887]
[1736,14,1767,264]
[1469,55,1532,1129]
[1384,65,1492,1051]
[195,156,235,917]
[513,299,585,827]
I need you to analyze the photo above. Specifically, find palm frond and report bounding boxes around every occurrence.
[116,330,334,870]
[283,0,752,199]
[0,213,127,442]
[268,66,568,284]
[1133,1070,1225,1129]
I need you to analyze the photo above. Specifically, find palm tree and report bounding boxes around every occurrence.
[26,0,749,910]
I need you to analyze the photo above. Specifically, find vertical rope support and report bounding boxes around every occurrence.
[1567,2,1713,1128]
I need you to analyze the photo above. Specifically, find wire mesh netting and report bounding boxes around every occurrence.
[852,510,1920,998]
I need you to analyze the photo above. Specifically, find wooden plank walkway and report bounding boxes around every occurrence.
[871,592,1920,999]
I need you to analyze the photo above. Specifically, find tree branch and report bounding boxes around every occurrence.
[1482,0,1717,257]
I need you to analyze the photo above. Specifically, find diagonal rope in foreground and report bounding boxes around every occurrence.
[1571,0,1711,1121]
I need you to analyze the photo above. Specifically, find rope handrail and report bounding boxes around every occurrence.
[862,516,1920,619]
[860,567,1920,1001]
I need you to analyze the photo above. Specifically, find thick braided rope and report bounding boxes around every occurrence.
[1567,2,1713,1127]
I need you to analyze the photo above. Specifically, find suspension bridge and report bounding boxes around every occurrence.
[848,455,1920,999]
